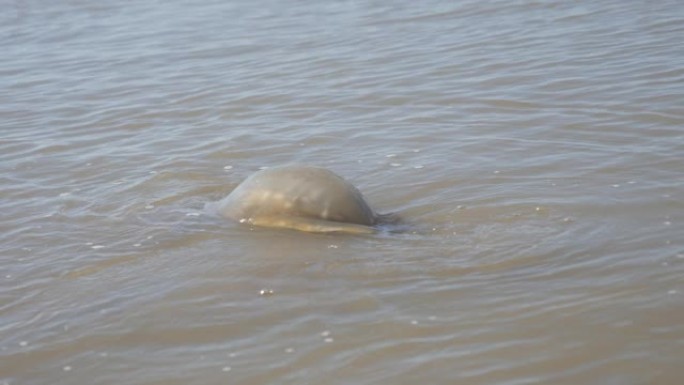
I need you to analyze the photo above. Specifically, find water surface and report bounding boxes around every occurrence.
[2,0,683,384]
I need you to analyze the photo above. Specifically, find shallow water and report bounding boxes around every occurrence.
[2,0,683,384]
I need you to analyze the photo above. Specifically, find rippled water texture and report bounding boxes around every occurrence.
[2,0,683,384]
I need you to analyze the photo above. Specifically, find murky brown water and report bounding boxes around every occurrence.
[2,0,684,384]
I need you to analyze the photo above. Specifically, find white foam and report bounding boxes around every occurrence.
[259,289,274,296]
